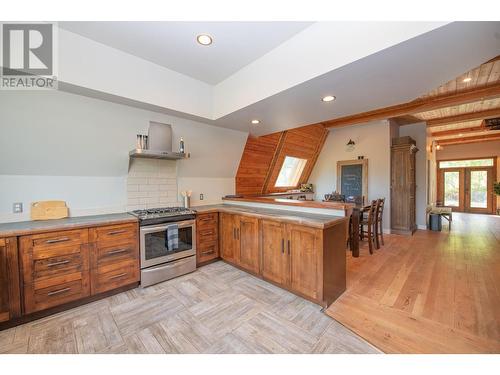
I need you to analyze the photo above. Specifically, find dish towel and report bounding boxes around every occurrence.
[166,224,179,251]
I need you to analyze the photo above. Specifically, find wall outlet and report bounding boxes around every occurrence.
[199,193,204,201]
[13,202,23,213]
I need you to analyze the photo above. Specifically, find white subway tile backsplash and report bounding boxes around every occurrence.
[127,158,178,209]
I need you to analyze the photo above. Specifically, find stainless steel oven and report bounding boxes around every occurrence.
[139,219,196,287]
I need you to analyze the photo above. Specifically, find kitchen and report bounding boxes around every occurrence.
[0,11,499,375]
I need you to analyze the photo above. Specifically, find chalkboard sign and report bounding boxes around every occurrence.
[340,164,363,197]
[336,159,368,200]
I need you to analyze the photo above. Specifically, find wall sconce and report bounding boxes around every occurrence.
[346,139,356,152]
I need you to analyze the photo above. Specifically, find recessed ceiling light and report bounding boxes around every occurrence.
[251,119,260,125]
[462,77,472,83]
[322,95,336,102]
[196,34,213,46]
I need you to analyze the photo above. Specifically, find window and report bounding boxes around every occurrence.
[275,156,307,187]
[439,158,494,168]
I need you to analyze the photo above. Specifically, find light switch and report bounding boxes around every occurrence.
[200,193,204,201]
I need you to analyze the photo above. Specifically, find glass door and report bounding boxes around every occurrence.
[465,168,493,213]
[440,168,464,211]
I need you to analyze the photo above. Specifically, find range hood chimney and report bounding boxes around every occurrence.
[148,122,173,152]
[129,122,189,164]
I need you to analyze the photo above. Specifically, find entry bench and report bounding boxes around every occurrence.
[426,205,452,230]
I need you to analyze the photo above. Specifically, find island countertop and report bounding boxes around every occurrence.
[0,212,138,238]
[193,203,348,229]
[221,196,355,211]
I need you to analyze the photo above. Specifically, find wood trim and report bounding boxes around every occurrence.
[336,159,368,200]
[431,125,486,138]
[320,83,500,129]
[262,132,286,193]
[427,108,500,128]
[437,133,500,145]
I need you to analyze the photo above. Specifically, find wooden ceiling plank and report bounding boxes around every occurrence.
[426,107,500,127]
[437,133,500,145]
[430,126,486,137]
[322,83,500,129]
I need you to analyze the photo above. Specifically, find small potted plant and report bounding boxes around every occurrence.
[495,181,500,215]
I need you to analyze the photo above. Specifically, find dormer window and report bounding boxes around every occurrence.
[275,156,307,188]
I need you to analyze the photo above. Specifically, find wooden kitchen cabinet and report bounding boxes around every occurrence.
[196,212,219,265]
[238,216,259,274]
[19,222,139,315]
[220,212,239,264]
[220,213,260,274]
[19,229,91,314]
[261,221,323,301]
[0,238,21,323]
[261,219,287,285]
[287,224,322,300]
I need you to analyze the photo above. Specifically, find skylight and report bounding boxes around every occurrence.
[275,156,308,187]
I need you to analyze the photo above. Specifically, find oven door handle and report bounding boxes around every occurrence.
[140,220,195,234]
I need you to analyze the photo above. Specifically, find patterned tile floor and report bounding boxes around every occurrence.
[0,261,380,354]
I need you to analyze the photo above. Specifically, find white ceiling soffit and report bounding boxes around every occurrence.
[55,22,500,135]
[58,21,313,84]
[215,21,500,135]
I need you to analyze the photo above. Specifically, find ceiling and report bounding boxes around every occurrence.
[215,22,500,135]
[421,56,500,146]
[59,21,313,84]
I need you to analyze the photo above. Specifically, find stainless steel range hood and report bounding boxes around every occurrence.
[129,122,189,169]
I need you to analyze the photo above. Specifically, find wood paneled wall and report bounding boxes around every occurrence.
[235,132,284,195]
[235,124,328,195]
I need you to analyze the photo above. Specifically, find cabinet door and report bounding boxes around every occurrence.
[261,220,287,285]
[238,216,259,274]
[0,238,21,323]
[220,213,239,264]
[287,224,322,300]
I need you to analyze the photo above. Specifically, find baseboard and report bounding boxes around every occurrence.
[417,225,428,230]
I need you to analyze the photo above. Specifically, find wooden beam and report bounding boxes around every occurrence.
[431,125,486,138]
[427,107,500,127]
[437,133,500,146]
[322,83,500,129]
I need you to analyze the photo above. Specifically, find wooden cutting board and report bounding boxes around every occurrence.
[31,201,69,220]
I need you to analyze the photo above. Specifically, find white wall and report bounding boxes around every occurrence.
[0,90,247,223]
[308,120,391,230]
[59,28,213,119]
[399,123,427,229]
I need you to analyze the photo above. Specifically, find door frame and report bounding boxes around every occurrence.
[436,156,497,214]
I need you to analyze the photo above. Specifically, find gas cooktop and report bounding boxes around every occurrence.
[129,207,197,226]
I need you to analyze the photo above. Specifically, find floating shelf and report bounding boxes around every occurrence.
[129,149,189,160]
[128,149,190,171]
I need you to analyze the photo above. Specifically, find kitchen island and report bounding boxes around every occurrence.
[194,203,348,307]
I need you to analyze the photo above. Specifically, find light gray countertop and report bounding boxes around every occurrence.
[193,204,347,229]
[0,212,137,238]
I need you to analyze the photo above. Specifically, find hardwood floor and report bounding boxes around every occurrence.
[327,213,500,354]
[0,261,379,354]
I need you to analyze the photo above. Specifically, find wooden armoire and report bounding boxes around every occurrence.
[391,136,418,235]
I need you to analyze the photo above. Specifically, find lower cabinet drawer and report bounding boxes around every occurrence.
[24,272,90,314]
[197,241,219,263]
[93,240,138,268]
[92,259,139,295]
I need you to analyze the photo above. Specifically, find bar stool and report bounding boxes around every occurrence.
[359,200,378,254]
[375,198,385,249]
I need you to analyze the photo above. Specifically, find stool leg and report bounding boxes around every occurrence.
[367,223,373,254]
[374,221,380,249]
[379,219,384,246]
